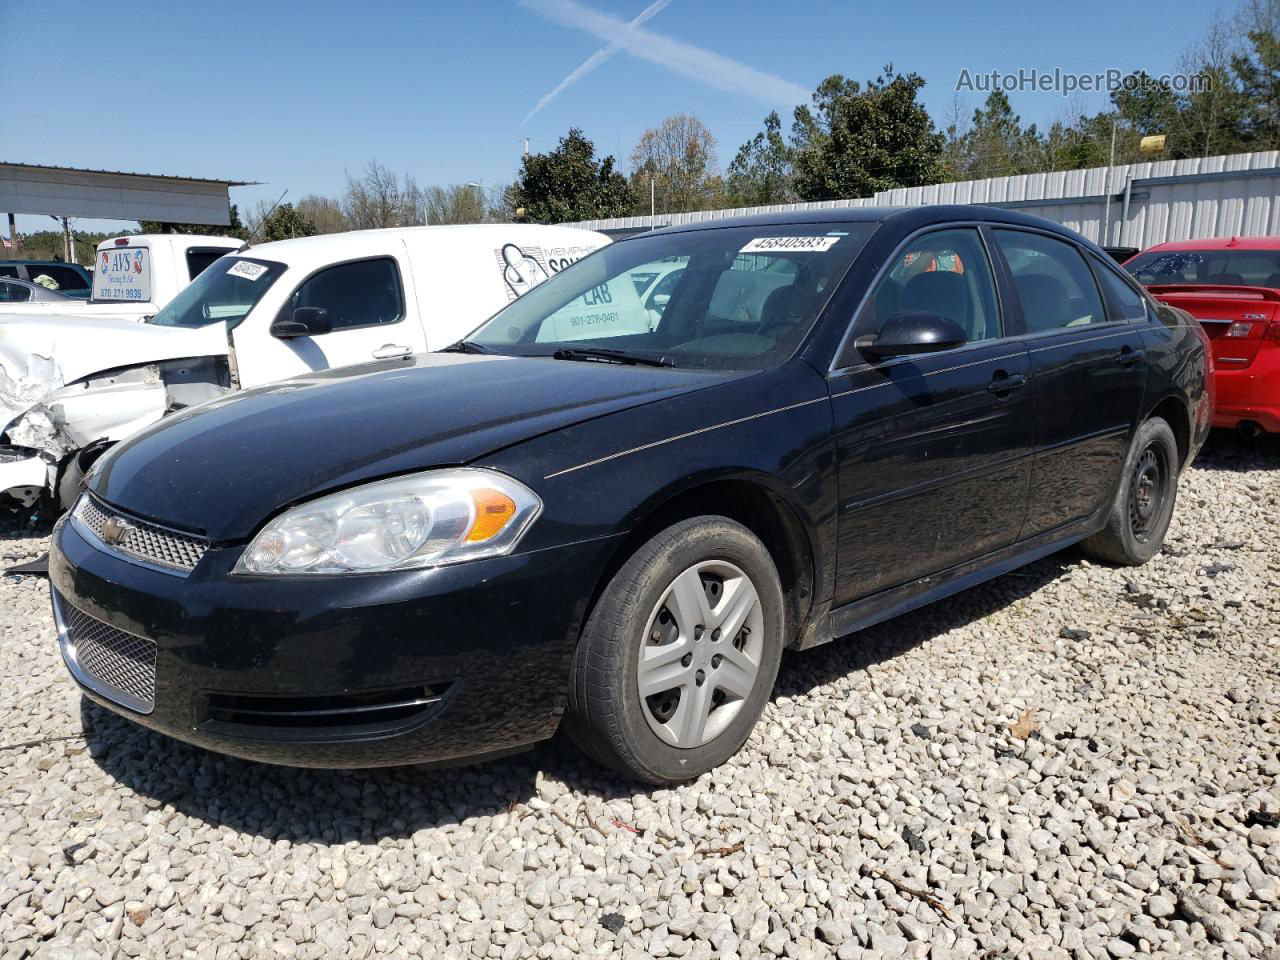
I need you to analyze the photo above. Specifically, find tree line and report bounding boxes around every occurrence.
[10,0,1276,255]
[518,0,1280,220]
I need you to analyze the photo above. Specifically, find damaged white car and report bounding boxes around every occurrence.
[0,223,608,511]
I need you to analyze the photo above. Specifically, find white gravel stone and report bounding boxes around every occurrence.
[0,435,1277,958]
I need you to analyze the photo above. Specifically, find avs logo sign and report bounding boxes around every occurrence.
[494,241,603,301]
[93,247,152,302]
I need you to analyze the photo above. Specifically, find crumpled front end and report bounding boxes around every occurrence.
[1,355,232,510]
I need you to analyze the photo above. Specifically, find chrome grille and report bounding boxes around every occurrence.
[75,495,207,574]
[53,592,156,714]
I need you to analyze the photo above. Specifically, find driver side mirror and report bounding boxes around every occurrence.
[270,306,332,339]
[856,310,966,360]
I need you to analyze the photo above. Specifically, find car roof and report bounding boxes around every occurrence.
[642,204,1093,238]
[1138,236,1280,253]
[237,223,606,271]
[0,259,89,268]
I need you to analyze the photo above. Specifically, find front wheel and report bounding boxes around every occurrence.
[1081,417,1179,566]
[566,516,784,784]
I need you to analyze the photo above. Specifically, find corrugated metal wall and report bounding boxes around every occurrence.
[565,150,1280,247]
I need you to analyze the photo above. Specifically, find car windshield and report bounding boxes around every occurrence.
[148,257,287,329]
[1126,248,1280,288]
[466,223,877,370]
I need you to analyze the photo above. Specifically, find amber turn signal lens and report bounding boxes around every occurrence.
[467,489,518,542]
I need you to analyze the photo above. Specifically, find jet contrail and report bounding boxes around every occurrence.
[518,0,809,110]
[524,0,675,124]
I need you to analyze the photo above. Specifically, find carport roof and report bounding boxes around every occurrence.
[1,161,259,226]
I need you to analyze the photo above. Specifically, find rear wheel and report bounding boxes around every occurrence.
[1081,417,1179,566]
[566,516,784,784]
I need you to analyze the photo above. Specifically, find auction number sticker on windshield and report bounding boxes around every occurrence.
[227,261,268,281]
[740,236,840,253]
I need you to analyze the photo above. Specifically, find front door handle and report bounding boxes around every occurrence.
[372,344,412,359]
[987,372,1028,395]
[1117,345,1145,367]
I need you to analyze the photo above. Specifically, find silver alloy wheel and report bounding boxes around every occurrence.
[636,559,765,748]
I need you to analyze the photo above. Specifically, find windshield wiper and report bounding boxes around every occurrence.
[441,340,494,354]
[552,347,674,368]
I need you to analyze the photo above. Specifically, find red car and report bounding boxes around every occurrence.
[1126,237,1280,436]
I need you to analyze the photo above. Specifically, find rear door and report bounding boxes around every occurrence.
[991,229,1147,537]
[231,245,429,387]
[829,225,1034,605]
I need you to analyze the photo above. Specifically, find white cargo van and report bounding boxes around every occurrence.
[0,234,243,322]
[0,223,607,509]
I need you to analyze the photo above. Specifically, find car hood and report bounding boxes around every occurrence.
[91,352,742,541]
[0,314,226,385]
[0,314,227,432]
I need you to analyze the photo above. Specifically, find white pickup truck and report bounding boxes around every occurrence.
[1,234,244,322]
[0,223,607,509]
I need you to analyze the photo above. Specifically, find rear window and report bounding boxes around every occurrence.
[93,247,152,302]
[186,247,231,280]
[1126,249,1280,288]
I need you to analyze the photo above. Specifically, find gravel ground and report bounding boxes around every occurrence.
[1,433,1277,960]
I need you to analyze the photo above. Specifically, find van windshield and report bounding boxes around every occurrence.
[466,223,876,370]
[148,257,286,329]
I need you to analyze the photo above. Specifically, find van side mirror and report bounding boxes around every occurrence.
[270,307,331,339]
[857,310,966,359]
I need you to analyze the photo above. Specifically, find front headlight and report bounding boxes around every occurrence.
[234,469,541,575]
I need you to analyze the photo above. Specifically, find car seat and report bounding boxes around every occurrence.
[1014,274,1072,332]
[900,271,971,335]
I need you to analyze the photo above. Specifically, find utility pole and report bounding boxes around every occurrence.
[1101,119,1117,247]
[650,175,656,217]
[5,213,17,257]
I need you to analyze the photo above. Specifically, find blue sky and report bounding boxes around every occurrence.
[5,0,1221,235]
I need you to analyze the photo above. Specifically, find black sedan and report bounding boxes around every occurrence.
[49,206,1212,784]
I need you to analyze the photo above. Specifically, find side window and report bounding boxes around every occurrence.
[862,228,1001,344]
[0,281,31,302]
[39,265,88,292]
[1092,259,1148,322]
[285,258,404,331]
[0,266,18,279]
[994,230,1107,331]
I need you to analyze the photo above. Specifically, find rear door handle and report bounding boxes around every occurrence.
[987,372,1028,395]
[372,344,412,359]
[1117,345,1145,367]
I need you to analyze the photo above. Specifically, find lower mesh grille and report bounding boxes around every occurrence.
[54,592,157,714]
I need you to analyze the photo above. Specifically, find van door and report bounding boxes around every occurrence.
[231,247,428,388]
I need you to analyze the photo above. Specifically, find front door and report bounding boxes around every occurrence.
[989,229,1147,537]
[232,252,428,388]
[829,226,1035,607]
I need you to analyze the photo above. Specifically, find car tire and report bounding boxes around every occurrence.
[566,516,784,784]
[1081,416,1179,566]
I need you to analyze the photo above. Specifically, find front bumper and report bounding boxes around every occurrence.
[0,450,49,504]
[50,514,617,768]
